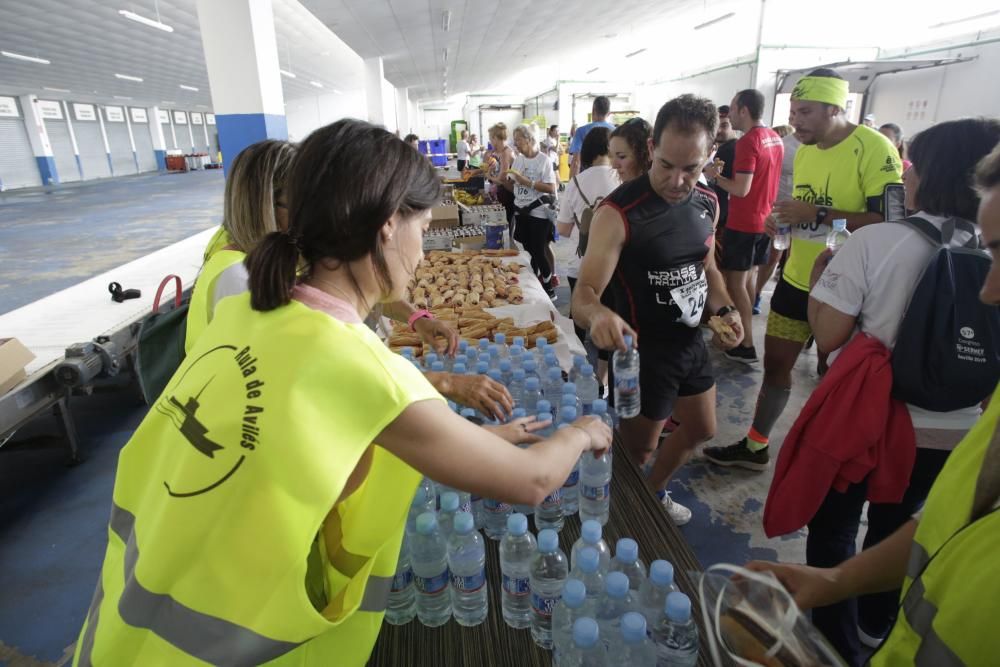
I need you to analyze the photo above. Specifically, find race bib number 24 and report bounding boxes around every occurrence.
[669,276,708,327]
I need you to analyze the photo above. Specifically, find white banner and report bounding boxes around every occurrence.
[130,107,148,123]
[157,108,169,124]
[73,103,96,121]
[104,106,125,122]
[0,96,19,118]
[38,100,63,120]
[191,112,203,125]
[206,113,216,125]
[173,110,188,125]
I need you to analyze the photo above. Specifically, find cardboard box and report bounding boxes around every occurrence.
[0,338,35,395]
[430,203,460,230]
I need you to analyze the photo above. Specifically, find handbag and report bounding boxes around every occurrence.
[136,275,188,405]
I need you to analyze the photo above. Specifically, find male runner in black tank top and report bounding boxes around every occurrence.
[572,95,745,525]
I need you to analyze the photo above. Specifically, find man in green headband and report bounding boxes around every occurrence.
[705,68,903,469]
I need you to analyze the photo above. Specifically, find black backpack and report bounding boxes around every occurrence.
[891,216,1000,411]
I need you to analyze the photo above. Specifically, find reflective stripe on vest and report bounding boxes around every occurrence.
[78,503,302,666]
[906,541,931,578]
[900,578,964,666]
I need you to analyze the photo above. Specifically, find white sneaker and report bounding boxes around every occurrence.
[661,492,692,526]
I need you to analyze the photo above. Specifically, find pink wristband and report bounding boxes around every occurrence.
[408,309,434,331]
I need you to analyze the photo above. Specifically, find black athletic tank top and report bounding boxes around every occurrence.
[602,174,717,340]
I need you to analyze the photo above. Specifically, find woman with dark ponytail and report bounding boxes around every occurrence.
[76,119,611,666]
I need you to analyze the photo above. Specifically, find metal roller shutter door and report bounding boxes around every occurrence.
[0,117,41,190]
[132,124,157,172]
[74,120,110,180]
[161,122,176,149]
[209,126,218,153]
[45,119,80,183]
[105,122,135,176]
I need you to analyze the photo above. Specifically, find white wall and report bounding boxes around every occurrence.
[285,90,366,141]
[381,78,397,132]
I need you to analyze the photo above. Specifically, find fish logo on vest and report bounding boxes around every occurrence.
[154,344,267,498]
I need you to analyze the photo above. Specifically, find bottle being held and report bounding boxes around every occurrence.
[447,512,488,627]
[557,414,580,515]
[579,442,612,526]
[529,528,569,649]
[551,579,593,666]
[637,560,676,628]
[653,592,699,667]
[615,611,656,666]
[613,335,641,418]
[563,617,609,667]
[576,364,600,416]
[570,519,612,573]
[499,513,536,629]
[385,534,417,625]
[826,218,850,254]
[410,512,452,627]
[533,413,565,532]
[610,537,647,591]
[772,213,791,251]
[570,546,605,605]
[595,571,632,651]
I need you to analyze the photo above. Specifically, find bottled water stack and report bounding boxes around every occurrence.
[564,617,609,666]
[410,512,452,627]
[653,592,699,666]
[385,534,416,625]
[610,537,648,592]
[595,571,632,651]
[616,611,656,666]
[499,513,536,629]
[577,364,600,416]
[579,444,612,526]
[529,528,569,649]
[551,578,593,666]
[570,519,612,573]
[447,512,488,627]
[638,559,676,627]
[570,546,605,606]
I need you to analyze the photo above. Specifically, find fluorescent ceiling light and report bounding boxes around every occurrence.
[115,73,144,82]
[179,84,199,91]
[118,9,174,33]
[332,88,343,94]
[280,69,297,78]
[310,81,323,88]
[586,67,600,74]
[929,9,1000,29]
[161,100,175,105]
[44,86,70,93]
[442,10,451,32]
[114,95,133,100]
[694,12,735,30]
[625,48,646,58]
[1,50,50,65]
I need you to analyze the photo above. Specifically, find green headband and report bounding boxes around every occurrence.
[791,76,849,109]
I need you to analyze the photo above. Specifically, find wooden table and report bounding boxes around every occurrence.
[368,436,714,667]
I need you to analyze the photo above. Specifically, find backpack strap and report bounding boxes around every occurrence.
[573,175,594,208]
[945,217,982,250]
[896,216,981,250]
[896,216,944,246]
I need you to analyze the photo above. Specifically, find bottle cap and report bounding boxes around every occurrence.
[623,334,633,348]
[453,511,474,535]
[545,353,558,366]
[500,359,512,372]
[833,218,847,230]
[415,512,438,535]
[452,363,467,374]
[537,529,559,553]
[487,369,503,383]
[507,513,528,536]
[578,547,600,573]
[489,344,500,355]
[537,412,552,425]
[477,362,489,375]
[495,333,507,345]
[537,399,552,415]
[615,537,638,564]
[562,382,577,394]
[537,338,549,348]
[572,617,600,649]
[458,340,469,352]
[513,336,525,347]
[525,377,540,390]
[440,492,459,512]
[479,338,490,350]
[548,367,562,381]
[563,578,587,607]
[574,355,585,368]
[605,571,629,598]
[511,407,527,420]
[401,347,413,358]
[666,591,692,622]
[425,353,439,365]
[561,406,578,422]
[581,363,594,376]
[650,560,675,588]
[524,359,537,371]
[621,612,647,643]
[460,408,476,418]
[592,399,608,415]
[431,361,445,372]
[581,519,602,544]
[513,368,526,380]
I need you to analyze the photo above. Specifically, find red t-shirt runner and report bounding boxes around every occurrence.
[726,126,784,234]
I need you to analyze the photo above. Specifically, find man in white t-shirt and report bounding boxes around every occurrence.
[803,117,1000,660]
[456,130,470,172]
[509,124,559,299]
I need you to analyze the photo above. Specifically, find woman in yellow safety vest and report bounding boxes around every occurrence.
[74,118,612,666]
[747,143,1000,666]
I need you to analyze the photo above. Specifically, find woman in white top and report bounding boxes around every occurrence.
[484,123,517,230]
[456,129,470,173]
[805,117,1000,659]
[508,124,559,298]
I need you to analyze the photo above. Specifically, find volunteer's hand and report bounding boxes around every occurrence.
[809,248,834,290]
[588,308,637,353]
[764,213,779,237]
[745,561,846,611]
[713,310,745,350]
[440,373,513,421]
[413,317,460,357]
[485,416,549,445]
[772,199,816,226]
[571,415,613,458]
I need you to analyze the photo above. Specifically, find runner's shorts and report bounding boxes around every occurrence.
[766,278,812,344]
[618,336,715,421]
[720,228,771,271]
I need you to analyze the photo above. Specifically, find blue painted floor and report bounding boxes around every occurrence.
[0,172,823,664]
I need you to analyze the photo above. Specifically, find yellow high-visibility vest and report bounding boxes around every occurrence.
[184,249,244,354]
[74,291,442,666]
[202,226,231,262]
[870,385,1000,666]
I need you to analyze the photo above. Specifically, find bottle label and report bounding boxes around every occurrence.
[562,470,579,487]
[459,500,472,514]
[414,569,449,595]
[502,574,530,596]
[450,568,486,593]
[530,592,560,618]
[390,568,413,592]
[484,498,512,513]
[581,483,610,501]
[615,374,639,394]
[582,400,594,416]
[540,488,562,510]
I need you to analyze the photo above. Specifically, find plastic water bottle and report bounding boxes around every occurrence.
[773,220,791,250]
[424,352,439,370]
[483,492,512,541]
[558,414,581,515]
[537,399,552,418]
[592,398,614,429]
[452,362,467,376]
[596,571,632,650]
[545,366,564,400]
[512,335,526,350]
[510,406,526,421]
[535,337,550,364]
[570,354,586,383]
[500,359,513,385]
[571,519,612,573]
[410,512,452,627]
[611,538,647,592]
[826,218,850,254]
[544,353,559,375]
[509,368,527,407]
[476,361,489,377]
[478,337,490,354]
[437,483,471,513]
[552,579,594,666]
[613,335,641,419]
[534,416,565,532]
[487,344,500,368]
[437,491,460,539]
[400,346,415,362]
[385,534,417,625]
[470,494,484,530]
[653,592,699,667]
[530,528,569,649]
[458,340,469,355]
[571,546,605,605]
[580,446,612,526]
[523,358,540,383]
[447,512,488,626]
[494,332,509,358]
[407,478,437,535]
[562,382,581,415]
[523,376,542,413]
[499,513,536,629]
[637,560,676,627]
[431,360,445,373]
[616,611,656,666]
[466,348,479,367]
[564,617,609,666]
[510,344,525,369]
[577,364,600,415]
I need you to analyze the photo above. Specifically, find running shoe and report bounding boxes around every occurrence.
[543,280,558,302]
[753,295,762,315]
[724,345,759,365]
[551,274,561,287]
[660,492,692,526]
[703,439,770,471]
